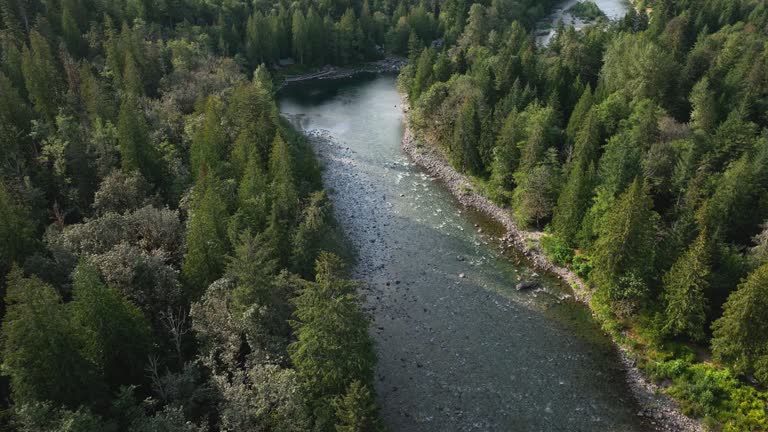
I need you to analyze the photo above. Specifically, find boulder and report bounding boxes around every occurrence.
[515,281,539,291]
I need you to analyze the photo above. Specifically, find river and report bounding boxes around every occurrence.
[279,75,652,431]
[536,0,632,45]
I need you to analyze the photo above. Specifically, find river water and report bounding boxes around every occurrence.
[279,75,651,431]
[536,0,632,45]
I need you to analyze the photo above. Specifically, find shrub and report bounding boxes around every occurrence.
[571,253,592,279]
[541,235,573,265]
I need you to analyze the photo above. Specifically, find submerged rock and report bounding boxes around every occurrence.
[515,281,539,291]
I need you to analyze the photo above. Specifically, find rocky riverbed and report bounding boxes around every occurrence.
[279,75,676,431]
[399,97,704,432]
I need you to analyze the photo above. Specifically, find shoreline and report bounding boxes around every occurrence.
[398,97,703,432]
[278,57,406,89]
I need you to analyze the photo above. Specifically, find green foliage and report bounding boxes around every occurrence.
[590,179,659,303]
[541,234,574,265]
[69,261,152,390]
[182,173,230,299]
[334,381,383,432]
[662,230,710,341]
[567,1,605,21]
[190,96,228,180]
[21,31,62,122]
[1,268,105,408]
[711,264,768,385]
[289,253,375,430]
[117,96,161,184]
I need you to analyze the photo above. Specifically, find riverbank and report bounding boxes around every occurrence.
[278,57,406,89]
[398,97,703,432]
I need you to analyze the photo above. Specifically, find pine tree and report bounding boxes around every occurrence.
[122,50,143,97]
[711,263,768,384]
[234,149,270,234]
[21,30,62,122]
[117,95,160,183]
[291,10,307,64]
[182,173,230,298]
[190,96,228,180]
[265,133,298,269]
[565,85,593,144]
[689,77,717,133]
[0,182,35,308]
[489,110,523,193]
[552,162,596,244]
[552,110,601,244]
[228,82,279,176]
[334,381,383,432]
[292,191,334,279]
[410,48,434,100]
[69,261,152,390]
[289,253,375,430]
[1,268,105,408]
[591,178,659,302]
[662,229,710,341]
[451,98,483,175]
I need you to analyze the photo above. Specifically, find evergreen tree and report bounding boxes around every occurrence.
[265,133,299,269]
[565,85,593,144]
[552,110,600,244]
[711,263,768,384]
[190,96,228,180]
[289,253,375,430]
[591,178,659,303]
[117,96,160,183]
[662,229,711,341]
[21,30,62,121]
[689,77,717,133]
[450,98,483,175]
[292,191,335,279]
[0,182,35,283]
[122,51,143,97]
[334,381,382,432]
[69,261,152,390]
[182,173,230,298]
[292,10,307,64]
[1,268,104,408]
[411,48,434,100]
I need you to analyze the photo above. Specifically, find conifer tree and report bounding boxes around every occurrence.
[182,172,230,298]
[117,95,160,183]
[334,381,383,432]
[266,133,299,269]
[411,48,434,100]
[122,51,143,97]
[289,253,375,430]
[451,98,483,175]
[662,229,710,341]
[21,30,62,121]
[69,261,152,390]
[565,85,593,143]
[0,182,35,309]
[190,96,228,180]
[1,268,104,408]
[711,263,768,384]
[591,178,659,302]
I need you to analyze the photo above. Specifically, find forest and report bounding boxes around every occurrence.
[399,0,768,430]
[1,0,767,430]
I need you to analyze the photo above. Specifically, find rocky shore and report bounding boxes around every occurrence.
[399,98,704,432]
[279,57,406,89]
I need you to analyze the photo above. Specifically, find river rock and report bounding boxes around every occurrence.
[515,281,539,291]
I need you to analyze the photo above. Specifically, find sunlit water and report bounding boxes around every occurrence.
[279,75,651,431]
[536,0,632,45]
